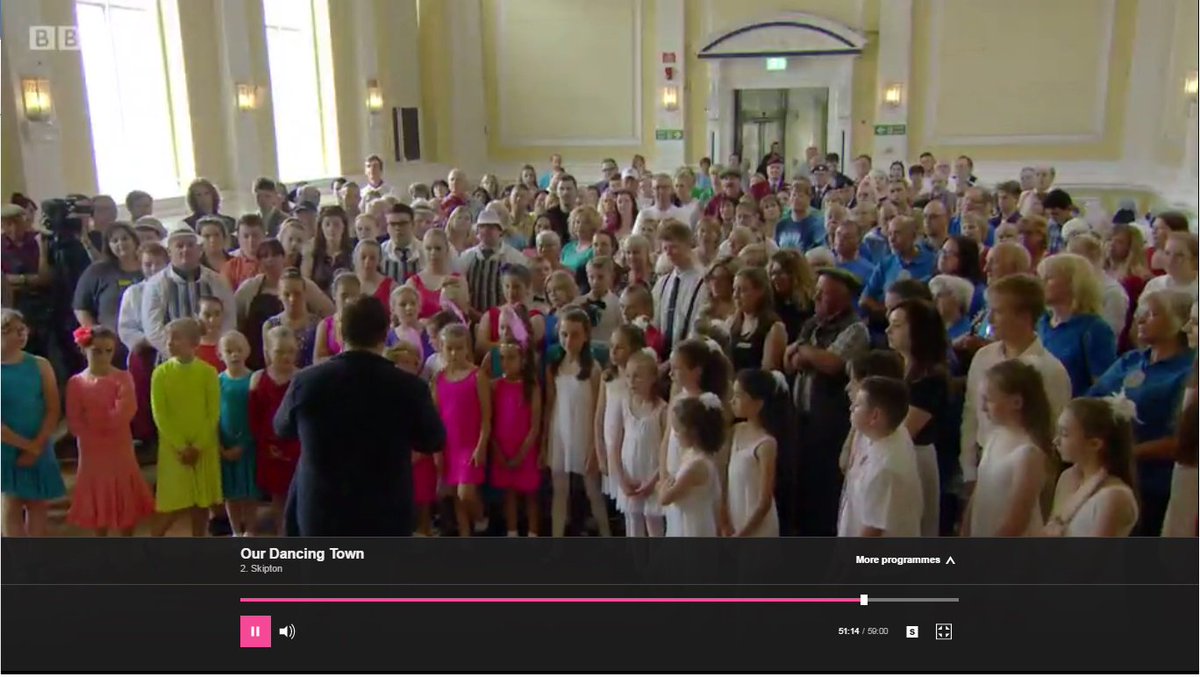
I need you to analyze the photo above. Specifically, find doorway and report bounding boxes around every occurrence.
[734,87,828,178]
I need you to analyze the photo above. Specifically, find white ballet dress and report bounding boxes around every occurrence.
[1162,463,1198,537]
[548,371,594,475]
[663,427,685,536]
[969,428,1043,537]
[601,377,629,498]
[614,399,664,517]
[670,453,720,537]
[727,427,780,537]
[1064,482,1139,537]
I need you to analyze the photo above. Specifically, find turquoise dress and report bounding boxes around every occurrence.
[560,241,595,273]
[1,353,66,500]
[218,372,259,500]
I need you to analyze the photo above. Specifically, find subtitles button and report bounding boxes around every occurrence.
[905,626,919,639]
[240,616,272,649]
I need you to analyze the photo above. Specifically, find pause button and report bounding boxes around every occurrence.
[240,616,273,648]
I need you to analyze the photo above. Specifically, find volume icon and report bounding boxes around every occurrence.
[278,624,296,639]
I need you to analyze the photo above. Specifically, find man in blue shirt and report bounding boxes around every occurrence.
[537,153,563,190]
[949,186,997,247]
[832,220,875,285]
[1042,189,1074,255]
[988,181,1022,234]
[775,178,826,252]
[861,215,936,317]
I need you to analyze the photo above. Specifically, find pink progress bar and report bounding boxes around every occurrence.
[240,597,864,604]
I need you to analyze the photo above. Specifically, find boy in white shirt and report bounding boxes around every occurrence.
[578,256,622,348]
[839,377,923,537]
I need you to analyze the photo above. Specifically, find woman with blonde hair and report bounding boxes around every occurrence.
[1036,253,1117,396]
[562,205,601,273]
[699,256,738,324]
[1018,214,1051,267]
[695,217,723,268]
[767,249,815,342]
[445,206,475,257]
[506,184,535,251]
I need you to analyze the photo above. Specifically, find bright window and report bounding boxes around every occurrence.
[263,0,340,183]
[76,0,193,198]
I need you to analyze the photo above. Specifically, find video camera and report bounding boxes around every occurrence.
[40,194,92,237]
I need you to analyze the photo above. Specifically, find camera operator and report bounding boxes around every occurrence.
[1,204,53,357]
[41,196,101,382]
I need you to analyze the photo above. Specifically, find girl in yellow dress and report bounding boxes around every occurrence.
[150,318,223,536]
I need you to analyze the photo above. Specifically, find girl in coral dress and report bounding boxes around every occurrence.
[250,326,301,535]
[66,326,156,535]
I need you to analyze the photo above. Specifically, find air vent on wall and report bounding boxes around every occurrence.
[392,107,421,162]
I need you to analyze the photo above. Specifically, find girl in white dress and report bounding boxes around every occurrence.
[611,349,666,536]
[1043,397,1140,537]
[727,369,784,537]
[659,395,727,537]
[659,337,732,536]
[961,360,1053,537]
[545,308,610,537]
[1163,305,1197,537]
[595,325,644,500]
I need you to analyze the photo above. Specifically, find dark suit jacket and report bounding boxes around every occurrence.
[274,350,446,536]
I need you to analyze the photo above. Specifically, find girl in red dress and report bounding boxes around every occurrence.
[409,229,461,319]
[196,296,227,372]
[249,325,301,536]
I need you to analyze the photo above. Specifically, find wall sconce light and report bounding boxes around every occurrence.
[883,83,904,108]
[235,83,257,111]
[366,79,384,114]
[1186,71,1198,102]
[21,78,53,122]
[662,85,679,112]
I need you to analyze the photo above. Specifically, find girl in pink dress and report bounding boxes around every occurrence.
[65,326,155,535]
[432,324,491,537]
[491,339,542,537]
[312,272,361,365]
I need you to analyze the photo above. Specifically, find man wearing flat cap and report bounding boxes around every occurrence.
[140,223,236,356]
[784,267,869,536]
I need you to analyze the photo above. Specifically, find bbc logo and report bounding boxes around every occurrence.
[30,26,81,51]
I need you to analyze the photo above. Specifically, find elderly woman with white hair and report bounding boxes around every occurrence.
[1088,289,1198,535]
[929,274,976,342]
[1036,253,1118,396]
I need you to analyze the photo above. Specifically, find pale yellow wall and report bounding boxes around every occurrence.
[177,0,232,188]
[684,0,879,163]
[417,0,450,163]
[1,43,27,198]
[1155,0,1198,167]
[43,0,98,193]
[909,0,1135,162]
[480,0,656,166]
[707,0,863,32]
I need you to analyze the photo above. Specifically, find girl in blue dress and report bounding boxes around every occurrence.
[1,309,66,536]
[217,331,259,536]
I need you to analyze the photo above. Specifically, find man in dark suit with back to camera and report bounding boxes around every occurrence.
[275,295,446,536]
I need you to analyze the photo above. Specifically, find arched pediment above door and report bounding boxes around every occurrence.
[698,12,868,59]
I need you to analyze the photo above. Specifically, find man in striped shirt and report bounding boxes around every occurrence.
[459,206,528,312]
[381,203,423,285]
[141,224,236,355]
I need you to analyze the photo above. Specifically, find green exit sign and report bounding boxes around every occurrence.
[765,57,788,71]
[873,124,907,136]
[655,129,684,141]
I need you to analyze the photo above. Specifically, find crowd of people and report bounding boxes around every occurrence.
[1,147,1197,538]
